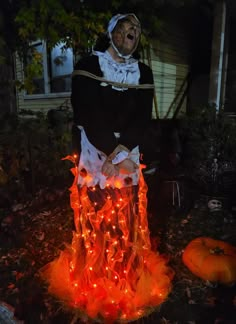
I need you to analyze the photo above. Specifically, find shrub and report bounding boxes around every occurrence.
[0,111,73,202]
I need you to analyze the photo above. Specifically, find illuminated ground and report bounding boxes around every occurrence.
[0,178,236,323]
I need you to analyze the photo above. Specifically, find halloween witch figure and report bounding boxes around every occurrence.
[40,13,174,322]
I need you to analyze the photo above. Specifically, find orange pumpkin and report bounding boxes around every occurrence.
[182,237,236,284]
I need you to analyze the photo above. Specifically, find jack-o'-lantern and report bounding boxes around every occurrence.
[182,237,236,284]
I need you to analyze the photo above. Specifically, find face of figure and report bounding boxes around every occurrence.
[111,15,141,56]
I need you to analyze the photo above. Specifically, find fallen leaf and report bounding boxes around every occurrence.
[35,231,45,241]
[7,283,15,289]
[205,296,217,306]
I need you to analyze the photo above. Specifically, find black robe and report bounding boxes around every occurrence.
[71,54,154,156]
[40,54,174,322]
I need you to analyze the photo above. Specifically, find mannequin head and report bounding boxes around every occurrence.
[107,14,141,59]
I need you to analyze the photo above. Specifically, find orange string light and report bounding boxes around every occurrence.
[40,158,175,323]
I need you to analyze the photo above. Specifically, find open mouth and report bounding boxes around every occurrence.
[127,33,134,40]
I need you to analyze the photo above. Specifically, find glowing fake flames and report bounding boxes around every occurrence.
[40,155,174,322]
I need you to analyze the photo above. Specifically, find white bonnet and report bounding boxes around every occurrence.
[107,13,140,39]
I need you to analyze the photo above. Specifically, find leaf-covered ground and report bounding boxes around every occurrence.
[0,174,236,324]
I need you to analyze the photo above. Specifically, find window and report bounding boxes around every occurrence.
[50,43,73,93]
[26,41,73,95]
[28,42,45,94]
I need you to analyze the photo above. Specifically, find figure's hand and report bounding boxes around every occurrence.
[101,160,119,178]
[117,159,138,174]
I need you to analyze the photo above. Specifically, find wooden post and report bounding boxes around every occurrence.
[208,0,227,111]
[147,46,159,119]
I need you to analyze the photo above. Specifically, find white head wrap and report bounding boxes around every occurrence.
[107,13,141,59]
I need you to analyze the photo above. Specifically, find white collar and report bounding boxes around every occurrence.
[93,50,140,91]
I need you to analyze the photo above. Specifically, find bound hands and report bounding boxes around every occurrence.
[101,145,138,178]
[101,160,119,178]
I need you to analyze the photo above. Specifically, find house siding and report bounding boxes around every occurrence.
[15,52,72,115]
[147,21,190,119]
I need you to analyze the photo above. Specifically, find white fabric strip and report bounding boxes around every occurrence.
[77,126,140,189]
[93,50,140,91]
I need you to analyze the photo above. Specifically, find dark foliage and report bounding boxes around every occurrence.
[0,111,73,204]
